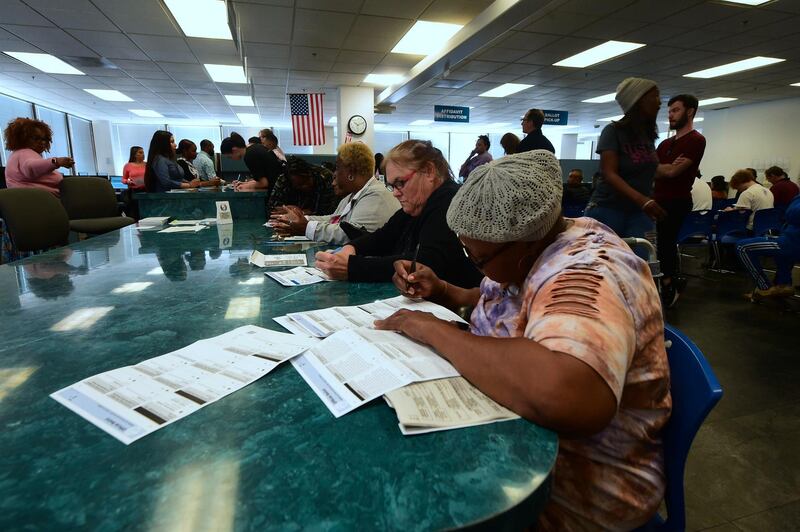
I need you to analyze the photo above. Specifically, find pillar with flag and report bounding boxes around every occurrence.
[289,92,325,146]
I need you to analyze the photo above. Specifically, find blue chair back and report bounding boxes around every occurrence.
[713,209,750,243]
[751,208,782,236]
[677,210,713,244]
[657,325,723,531]
[711,198,734,211]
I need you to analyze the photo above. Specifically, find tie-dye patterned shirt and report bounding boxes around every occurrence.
[470,217,671,531]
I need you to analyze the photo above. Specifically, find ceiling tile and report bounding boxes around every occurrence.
[67,30,148,61]
[236,4,293,44]
[96,0,180,37]
[293,9,355,48]
[23,0,113,31]
[419,0,494,25]
[341,16,414,53]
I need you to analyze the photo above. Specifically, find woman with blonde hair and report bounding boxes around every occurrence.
[271,142,399,244]
[314,139,482,286]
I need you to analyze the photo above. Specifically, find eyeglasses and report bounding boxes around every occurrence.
[459,237,515,269]
[386,170,417,192]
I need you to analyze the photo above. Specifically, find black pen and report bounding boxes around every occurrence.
[407,242,420,292]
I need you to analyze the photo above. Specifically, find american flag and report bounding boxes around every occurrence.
[289,92,325,146]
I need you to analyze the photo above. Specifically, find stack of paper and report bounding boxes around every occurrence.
[265,266,330,287]
[157,225,208,234]
[291,328,459,417]
[50,325,316,444]
[248,250,307,268]
[137,217,172,230]
[170,218,217,226]
[275,296,466,337]
[385,377,519,435]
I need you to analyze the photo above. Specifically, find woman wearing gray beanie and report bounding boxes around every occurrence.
[585,77,666,256]
[376,150,670,530]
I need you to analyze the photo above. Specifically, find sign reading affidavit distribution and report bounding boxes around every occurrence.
[543,110,569,125]
[434,105,470,123]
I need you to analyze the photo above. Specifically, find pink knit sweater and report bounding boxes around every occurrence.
[6,148,64,196]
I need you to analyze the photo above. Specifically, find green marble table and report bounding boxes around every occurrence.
[0,221,558,531]
[135,188,268,221]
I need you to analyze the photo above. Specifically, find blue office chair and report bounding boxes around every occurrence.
[710,209,750,270]
[638,325,723,531]
[751,208,782,237]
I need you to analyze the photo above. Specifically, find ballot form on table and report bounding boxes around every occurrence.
[291,328,458,417]
[384,377,519,435]
[51,326,316,444]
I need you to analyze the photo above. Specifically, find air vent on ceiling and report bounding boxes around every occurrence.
[433,79,471,89]
[64,56,119,69]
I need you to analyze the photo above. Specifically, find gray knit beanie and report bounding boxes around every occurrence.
[615,77,657,113]
[446,150,562,243]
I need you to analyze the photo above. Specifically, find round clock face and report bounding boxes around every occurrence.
[348,115,367,135]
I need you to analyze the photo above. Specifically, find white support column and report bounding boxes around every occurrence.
[337,86,375,149]
[560,133,578,160]
[91,120,116,175]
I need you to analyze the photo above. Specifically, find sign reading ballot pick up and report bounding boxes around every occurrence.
[542,110,569,126]
[434,105,470,123]
[216,201,233,225]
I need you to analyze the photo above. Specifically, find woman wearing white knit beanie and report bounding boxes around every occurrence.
[584,77,666,259]
[376,150,670,531]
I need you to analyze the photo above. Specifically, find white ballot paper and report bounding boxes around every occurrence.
[384,377,519,436]
[50,325,316,445]
[291,328,458,417]
[358,295,467,324]
[157,225,208,234]
[276,296,466,337]
[170,218,216,226]
[265,266,330,287]
[248,250,307,268]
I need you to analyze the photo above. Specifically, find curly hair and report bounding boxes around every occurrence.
[4,117,53,151]
[337,142,374,180]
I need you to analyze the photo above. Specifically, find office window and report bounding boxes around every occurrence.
[0,93,34,165]
[68,116,97,175]
[112,124,165,175]
[35,106,71,174]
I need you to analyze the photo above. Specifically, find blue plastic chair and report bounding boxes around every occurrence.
[710,209,750,270]
[638,325,723,531]
[675,210,714,273]
[751,208,782,236]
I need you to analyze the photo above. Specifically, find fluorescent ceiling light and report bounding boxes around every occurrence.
[554,41,645,68]
[391,21,463,55]
[582,92,617,103]
[364,73,404,86]
[598,115,624,122]
[224,94,254,106]
[791,82,800,87]
[84,89,133,102]
[479,83,533,98]
[720,0,771,5]
[165,0,232,40]
[698,97,737,106]
[409,119,434,126]
[3,51,84,75]
[129,109,163,118]
[684,56,785,78]
[236,113,260,124]
[204,64,247,83]
[328,116,337,124]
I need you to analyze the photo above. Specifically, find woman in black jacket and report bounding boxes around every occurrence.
[315,139,482,288]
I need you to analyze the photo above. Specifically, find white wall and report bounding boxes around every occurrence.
[702,97,800,183]
[92,120,116,175]
[337,86,375,149]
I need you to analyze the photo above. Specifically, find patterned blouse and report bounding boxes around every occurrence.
[470,217,672,530]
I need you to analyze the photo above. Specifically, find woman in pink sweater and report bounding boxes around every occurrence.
[4,117,74,196]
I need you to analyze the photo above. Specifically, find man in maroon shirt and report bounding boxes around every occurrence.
[765,166,799,209]
[654,94,706,307]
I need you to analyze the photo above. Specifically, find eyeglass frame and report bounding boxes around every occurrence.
[385,169,417,192]
[458,236,516,269]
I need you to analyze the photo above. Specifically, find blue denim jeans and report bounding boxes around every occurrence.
[584,204,655,260]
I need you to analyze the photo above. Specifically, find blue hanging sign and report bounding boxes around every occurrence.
[543,110,569,125]
[434,105,470,123]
